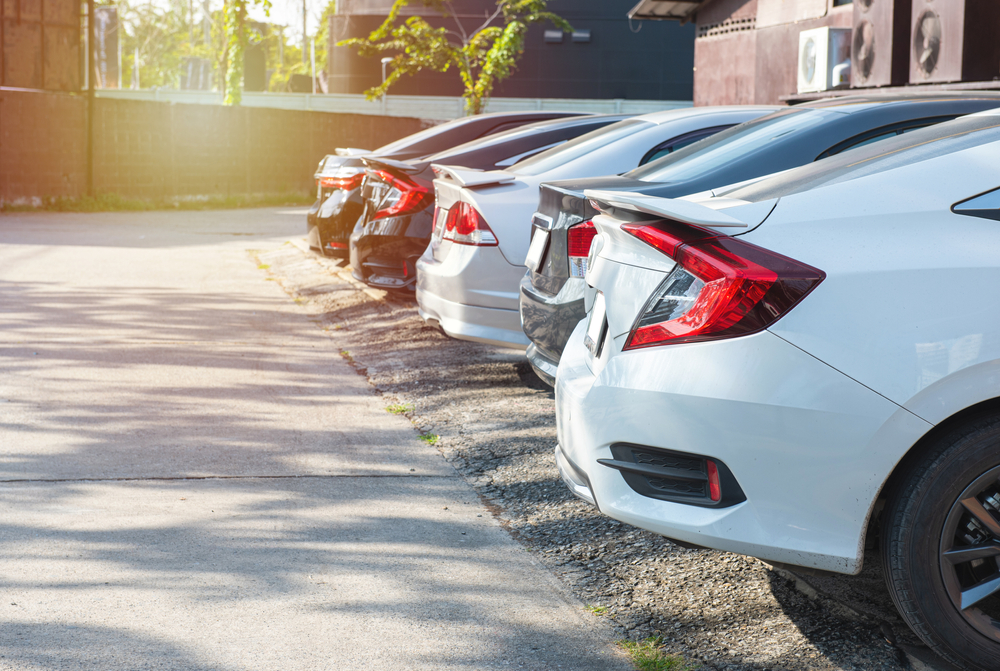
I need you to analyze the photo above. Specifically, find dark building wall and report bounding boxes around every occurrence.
[1,0,80,91]
[0,88,86,198]
[0,89,431,201]
[752,4,851,104]
[329,0,695,101]
[693,0,758,106]
[693,0,854,104]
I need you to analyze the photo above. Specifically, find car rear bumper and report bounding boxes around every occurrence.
[354,234,426,290]
[416,243,528,348]
[519,273,587,386]
[309,193,359,258]
[417,288,528,349]
[555,319,930,574]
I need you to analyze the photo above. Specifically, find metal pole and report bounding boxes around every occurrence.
[380,57,391,116]
[117,17,122,89]
[87,0,95,197]
[302,0,307,65]
[310,38,316,94]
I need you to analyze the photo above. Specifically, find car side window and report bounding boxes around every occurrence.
[817,116,958,160]
[639,125,734,165]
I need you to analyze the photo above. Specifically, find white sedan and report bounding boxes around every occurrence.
[555,109,1000,671]
[415,106,777,348]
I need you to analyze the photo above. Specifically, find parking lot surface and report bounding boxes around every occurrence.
[0,209,629,670]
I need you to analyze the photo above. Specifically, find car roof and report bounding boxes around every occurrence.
[369,110,588,158]
[416,114,633,165]
[726,109,1000,202]
[795,91,1000,114]
[633,105,781,125]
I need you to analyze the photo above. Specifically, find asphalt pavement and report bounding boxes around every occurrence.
[0,209,630,670]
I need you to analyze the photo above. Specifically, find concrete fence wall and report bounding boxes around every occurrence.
[97,89,692,119]
[0,88,431,203]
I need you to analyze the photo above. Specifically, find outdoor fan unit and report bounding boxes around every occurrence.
[909,0,1000,84]
[797,27,851,94]
[852,0,911,87]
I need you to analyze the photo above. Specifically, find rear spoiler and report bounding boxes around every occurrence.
[335,147,371,157]
[584,190,749,229]
[431,164,516,188]
[362,156,421,174]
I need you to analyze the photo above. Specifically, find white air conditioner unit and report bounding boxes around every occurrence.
[797,27,852,93]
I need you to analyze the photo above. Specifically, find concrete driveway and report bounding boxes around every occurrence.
[0,209,629,670]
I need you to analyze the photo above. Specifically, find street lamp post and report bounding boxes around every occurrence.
[380,57,392,116]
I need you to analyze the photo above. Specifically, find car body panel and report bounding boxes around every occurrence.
[419,107,778,349]
[354,115,630,289]
[743,140,1000,420]
[523,95,1000,383]
[556,318,931,574]
[308,111,585,258]
[554,113,1000,573]
[416,242,528,348]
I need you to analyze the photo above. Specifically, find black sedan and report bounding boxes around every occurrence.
[351,114,631,290]
[520,93,1000,386]
[306,111,585,257]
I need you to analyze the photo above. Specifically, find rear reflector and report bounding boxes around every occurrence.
[599,443,745,508]
[707,460,721,502]
[567,220,596,278]
[442,202,498,246]
[621,221,824,350]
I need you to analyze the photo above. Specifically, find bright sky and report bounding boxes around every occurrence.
[183,0,322,48]
[247,0,324,46]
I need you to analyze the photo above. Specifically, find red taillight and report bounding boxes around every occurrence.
[621,221,824,350]
[567,220,596,278]
[706,460,721,502]
[319,173,364,191]
[442,202,498,246]
[371,169,433,221]
[326,241,347,250]
[567,220,596,257]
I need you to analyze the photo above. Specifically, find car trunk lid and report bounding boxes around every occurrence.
[579,190,780,371]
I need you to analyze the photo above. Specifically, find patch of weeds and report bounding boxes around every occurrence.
[418,433,439,445]
[618,638,694,671]
[340,350,354,363]
[386,403,414,415]
[585,605,608,615]
[257,264,271,270]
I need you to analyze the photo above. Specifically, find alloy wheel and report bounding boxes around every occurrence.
[939,464,1000,642]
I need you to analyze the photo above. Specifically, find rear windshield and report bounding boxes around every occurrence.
[508,119,652,176]
[626,108,836,184]
[726,113,1000,202]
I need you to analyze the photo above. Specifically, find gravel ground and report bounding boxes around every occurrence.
[256,241,950,671]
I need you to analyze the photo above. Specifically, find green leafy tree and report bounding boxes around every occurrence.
[338,0,571,115]
[222,0,271,104]
[117,0,189,89]
[116,0,224,91]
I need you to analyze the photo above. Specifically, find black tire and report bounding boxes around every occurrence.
[882,414,1000,671]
